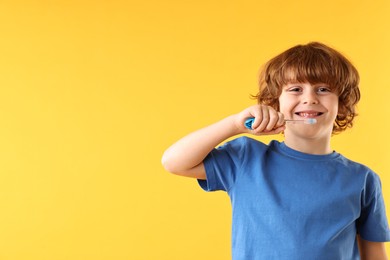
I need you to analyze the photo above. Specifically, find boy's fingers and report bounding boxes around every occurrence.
[247,105,263,130]
[276,112,285,127]
[265,109,279,131]
[243,105,284,135]
[255,106,270,131]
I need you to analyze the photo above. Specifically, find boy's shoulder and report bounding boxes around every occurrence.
[222,136,271,152]
[337,153,375,174]
[329,153,383,191]
[216,136,273,162]
[227,136,273,147]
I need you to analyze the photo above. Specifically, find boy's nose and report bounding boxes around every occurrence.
[302,91,319,104]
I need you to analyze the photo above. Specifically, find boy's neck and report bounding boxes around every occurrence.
[283,136,333,155]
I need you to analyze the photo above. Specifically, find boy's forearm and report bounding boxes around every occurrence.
[162,115,240,175]
[162,105,285,177]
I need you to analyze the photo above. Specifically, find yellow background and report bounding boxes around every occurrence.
[0,0,389,259]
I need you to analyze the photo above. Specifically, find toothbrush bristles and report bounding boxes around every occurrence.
[305,118,317,124]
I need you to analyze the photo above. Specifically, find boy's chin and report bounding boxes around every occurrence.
[284,127,331,140]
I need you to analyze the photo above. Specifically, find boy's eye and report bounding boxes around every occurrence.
[287,87,302,92]
[317,87,331,92]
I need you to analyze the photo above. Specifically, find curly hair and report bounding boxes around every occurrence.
[254,42,360,134]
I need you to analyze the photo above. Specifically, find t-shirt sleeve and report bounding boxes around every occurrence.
[197,137,248,192]
[357,171,390,242]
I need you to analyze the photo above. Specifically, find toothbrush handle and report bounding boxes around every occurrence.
[244,118,255,129]
[244,117,308,129]
[244,117,317,130]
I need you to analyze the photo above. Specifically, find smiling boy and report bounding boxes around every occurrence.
[162,42,390,259]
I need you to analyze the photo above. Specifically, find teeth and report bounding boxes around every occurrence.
[298,112,319,117]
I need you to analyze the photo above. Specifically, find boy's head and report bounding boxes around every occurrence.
[256,42,360,134]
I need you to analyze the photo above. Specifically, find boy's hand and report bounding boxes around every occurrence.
[235,105,286,135]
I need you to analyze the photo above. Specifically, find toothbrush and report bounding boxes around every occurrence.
[244,118,317,130]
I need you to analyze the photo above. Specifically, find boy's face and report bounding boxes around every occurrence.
[278,82,339,140]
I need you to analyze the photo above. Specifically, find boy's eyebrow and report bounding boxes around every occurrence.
[283,82,332,89]
[284,81,303,86]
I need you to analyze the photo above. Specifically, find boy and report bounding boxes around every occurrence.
[162,42,390,259]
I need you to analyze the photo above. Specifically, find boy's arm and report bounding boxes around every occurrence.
[161,105,285,179]
[162,115,239,179]
[357,235,388,260]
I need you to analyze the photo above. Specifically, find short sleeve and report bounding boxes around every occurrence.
[357,172,390,242]
[198,137,248,192]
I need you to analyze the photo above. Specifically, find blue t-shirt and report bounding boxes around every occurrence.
[198,137,390,260]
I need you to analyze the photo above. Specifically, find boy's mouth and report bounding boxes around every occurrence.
[295,112,323,118]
